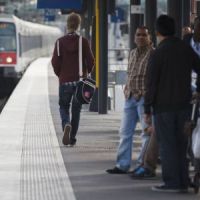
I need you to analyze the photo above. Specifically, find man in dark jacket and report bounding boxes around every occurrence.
[51,13,94,146]
[144,15,200,192]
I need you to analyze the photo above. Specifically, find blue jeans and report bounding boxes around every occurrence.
[59,84,82,142]
[154,109,190,188]
[116,96,150,171]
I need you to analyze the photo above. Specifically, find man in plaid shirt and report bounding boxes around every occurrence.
[107,26,154,174]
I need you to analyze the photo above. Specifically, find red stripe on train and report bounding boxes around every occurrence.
[0,52,16,65]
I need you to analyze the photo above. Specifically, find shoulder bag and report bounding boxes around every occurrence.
[75,36,96,104]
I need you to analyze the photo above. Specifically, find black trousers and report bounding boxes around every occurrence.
[154,109,190,188]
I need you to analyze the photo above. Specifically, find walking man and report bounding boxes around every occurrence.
[51,13,94,146]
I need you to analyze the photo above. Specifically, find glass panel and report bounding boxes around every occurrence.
[0,23,16,51]
[0,22,16,36]
[158,0,167,15]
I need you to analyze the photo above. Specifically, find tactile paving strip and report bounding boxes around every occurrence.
[20,58,76,200]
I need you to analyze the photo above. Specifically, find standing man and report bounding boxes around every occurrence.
[107,27,154,174]
[144,15,200,192]
[51,13,94,146]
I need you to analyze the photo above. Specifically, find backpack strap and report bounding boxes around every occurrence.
[57,40,60,56]
[79,36,83,79]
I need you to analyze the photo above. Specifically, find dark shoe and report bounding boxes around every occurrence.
[62,123,71,145]
[179,188,188,193]
[131,167,156,179]
[152,185,181,193]
[69,139,76,147]
[106,167,127,174]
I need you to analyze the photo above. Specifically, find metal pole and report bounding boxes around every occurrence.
[89,13,99,112]
[89,0,99,112]
[130,0,143,49]
[145,0,157,46]
[98,0,108,114]
[85,0,93,40]
[182,0,190,26]
[168,0,182,38]
[23,0,26,20]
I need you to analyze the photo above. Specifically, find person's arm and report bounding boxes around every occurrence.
[83,38,95,74]
[144,50,161,114]
[51,39,62,77]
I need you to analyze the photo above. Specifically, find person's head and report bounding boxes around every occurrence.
[134,26,151,48]
[155,15,175,43]
[193,16,200,42]
[182,26,192,37]
[67,12,81,33]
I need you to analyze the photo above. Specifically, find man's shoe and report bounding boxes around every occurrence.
[106,167,127,174]
[179,188,188,193]
[62,123,71,145]
[152,185,181,193]
[131,167,156,179]
[69,139,76,147]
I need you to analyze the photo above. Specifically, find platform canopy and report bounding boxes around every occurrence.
[37,0,83,9]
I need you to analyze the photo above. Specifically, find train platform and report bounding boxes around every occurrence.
[0,58,199,200]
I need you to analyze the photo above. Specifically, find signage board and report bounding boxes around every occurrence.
[44,9,56,21]
[37,0,83,9]
[131,5,142,14]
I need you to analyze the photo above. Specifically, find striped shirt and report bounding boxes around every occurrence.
[124,46,153,99]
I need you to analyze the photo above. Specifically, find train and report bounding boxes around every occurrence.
[0,14,63,80]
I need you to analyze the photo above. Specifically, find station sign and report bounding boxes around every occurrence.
[131,5,142,14]
[37,0,83,9]
[111,7,125,22]
[44,9,56,21]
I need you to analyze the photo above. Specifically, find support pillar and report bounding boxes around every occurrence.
[98,0,108,114]
[130,0,143,49]
[197,1,200,16]
[145,0,157,46]
[168,0,182,38]
[85,0,94,40]
[182,0,190,26]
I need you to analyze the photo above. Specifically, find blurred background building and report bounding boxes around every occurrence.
[0,0,199,112]
[0,0,66,30]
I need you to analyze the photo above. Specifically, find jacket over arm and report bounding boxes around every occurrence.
[144,50,161,114]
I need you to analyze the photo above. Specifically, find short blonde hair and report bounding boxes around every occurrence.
[67,12,81,32]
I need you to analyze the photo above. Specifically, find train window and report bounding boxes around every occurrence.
[0,23,16,36]
[20,35,42,53]
[0,22,16,52]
